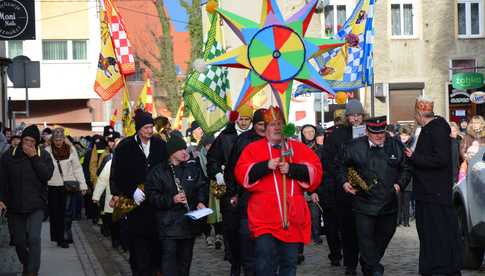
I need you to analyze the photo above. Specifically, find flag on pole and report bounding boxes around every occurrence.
[93,4,125,100]
[134,79,154,113]
[121,88,136,136]
[315,0,375,91]
[183,0,231,134]
[110,108,118,128]
[173,100,185,131]
[103,0,135,75]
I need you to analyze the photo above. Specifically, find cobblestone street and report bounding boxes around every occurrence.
[1,219,484,276]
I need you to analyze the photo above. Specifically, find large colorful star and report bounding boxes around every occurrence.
[206,0,345,121]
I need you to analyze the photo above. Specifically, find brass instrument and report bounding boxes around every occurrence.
[211,181,227,199]
[347,167,377,192]
[112,184,144,222]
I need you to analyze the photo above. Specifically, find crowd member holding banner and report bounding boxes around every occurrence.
[405,97,463,276]
[146,135,209,276]
[235,106,322,276]
[45,128,88,248]
[110,110,167,276]
[337,116,412,276]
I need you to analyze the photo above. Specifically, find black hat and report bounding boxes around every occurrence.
[21,125,41,145]
[366,116,387,133]
[167,135,187,157]
[134,110,154,133]
[253,108,266,124]
[42,127,52,135]
[103,126,115,137]
[93,134,107,150]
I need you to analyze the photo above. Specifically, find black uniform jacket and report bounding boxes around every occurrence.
[336,136,412,216]
[109,135,167,236]
[0,146,54,213]
[145,159,209,239]
[410,116,453,205]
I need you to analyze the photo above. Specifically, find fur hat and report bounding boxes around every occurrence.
[134,110,154,133]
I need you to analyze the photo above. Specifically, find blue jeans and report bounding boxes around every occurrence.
[254,234,299,276]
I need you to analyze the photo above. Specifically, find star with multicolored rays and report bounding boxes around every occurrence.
[206,0,346,121]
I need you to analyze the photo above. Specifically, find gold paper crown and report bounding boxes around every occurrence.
[415,99,434,113]
[263,106,284,124]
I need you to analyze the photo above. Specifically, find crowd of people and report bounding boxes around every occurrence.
[0,96,477,276]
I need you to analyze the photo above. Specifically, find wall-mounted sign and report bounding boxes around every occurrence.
[470,91,485,104]
[0,0,35,40]
[449,91,471,105]
[452,73,484,90]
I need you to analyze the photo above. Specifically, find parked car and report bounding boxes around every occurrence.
[453,147,485,269]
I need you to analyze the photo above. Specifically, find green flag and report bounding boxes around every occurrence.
[183,2,230,135]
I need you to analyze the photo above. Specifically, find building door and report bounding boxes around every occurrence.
[389,89,422,124]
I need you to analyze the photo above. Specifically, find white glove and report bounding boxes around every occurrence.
[215,172,225,185]
[133,188,145,205]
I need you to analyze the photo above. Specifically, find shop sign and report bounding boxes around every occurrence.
[449,91,471,105]
[470,91,485,104]
[452,73,484,90]
[0,0,35,40]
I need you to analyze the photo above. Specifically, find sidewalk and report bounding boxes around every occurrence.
[0,220,104,276]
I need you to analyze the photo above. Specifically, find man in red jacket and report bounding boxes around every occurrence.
[235,106,322,276]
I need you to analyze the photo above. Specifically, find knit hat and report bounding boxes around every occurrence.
[52,128,65,140]
[42,127,52,135]
[253,108,266,124]
[134,110,154,133]
[21,125,41,145]
[345,99,364,115]
[167,135,187,157]
[238,105,253,119]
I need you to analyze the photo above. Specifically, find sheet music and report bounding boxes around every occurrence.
[185,208,213,220]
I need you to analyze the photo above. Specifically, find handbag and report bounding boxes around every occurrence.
[57,159,80,192]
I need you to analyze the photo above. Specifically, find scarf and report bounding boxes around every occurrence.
[52,143,71,161]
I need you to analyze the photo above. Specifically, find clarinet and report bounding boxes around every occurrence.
[170,163,190,211]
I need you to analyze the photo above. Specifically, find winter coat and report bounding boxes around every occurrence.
[92,159,114,213]
[451,138,460,183]
[460,128,485,160]
[410,116,453,205]
[227,128,264,217]
[110,135,168,236]
[320,125,354,207]
[145,159,209,239]
[235,138,323,244]
[336,136,412,216]
[0,132,8,155]
[0,146,54,213]
[45,145,88,190]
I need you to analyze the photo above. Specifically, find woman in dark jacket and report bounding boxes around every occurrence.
[0,125,54,276]
[145,136,209,276]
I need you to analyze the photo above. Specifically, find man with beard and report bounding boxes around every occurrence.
[110,110,168,276]
[321,99,365,275]
[405,97,462,276]
[226,108,266,276]
[234,106,322,276]
[207,105,253,276]
[337,116,412,276]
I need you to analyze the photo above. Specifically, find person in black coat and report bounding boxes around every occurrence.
[405,97,462,276]
[397,126,414,227]
[0,125,54,275]
[110,110,168,276]
[320,99,365,274]
[146,136,208,276]
[207,107,253,276]
[337,117,412,276]
[226,108,266,276]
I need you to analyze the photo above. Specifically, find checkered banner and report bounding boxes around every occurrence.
[102,0,135,76]
[183,1,231,134]
[315,0,375,91]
